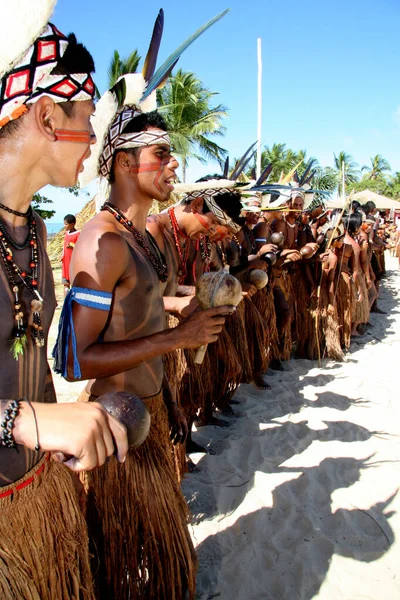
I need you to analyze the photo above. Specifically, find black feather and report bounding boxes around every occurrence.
[223,157,229,178]
[256,162,273,185]
[142,9,164,82]
[230,142,257,180]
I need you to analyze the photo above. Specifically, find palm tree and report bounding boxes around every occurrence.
[157,70,228,181]
[333,151,360,196]
[361,154,391,180]
[107,50,141,88]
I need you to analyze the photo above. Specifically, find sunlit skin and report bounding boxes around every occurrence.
[245,211,261,227]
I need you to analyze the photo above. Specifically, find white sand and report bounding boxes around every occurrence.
[51,256,400,600]
[183,255,400,600]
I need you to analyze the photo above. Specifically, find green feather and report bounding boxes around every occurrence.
[11,334,27,360]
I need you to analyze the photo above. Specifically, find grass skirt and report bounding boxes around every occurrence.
[289,268,313,357]
[243,296,268,376]
[336,271,355,350]
[82,391,197,600]
[273,270,292,361]
[354,274,370,324]
[309,286,344,362]
[225,300,252,383]
[0,453,94,600]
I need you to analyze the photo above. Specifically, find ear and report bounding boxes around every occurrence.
[191,197,204,213]
[33,96,60,141]
[115,150,136,174]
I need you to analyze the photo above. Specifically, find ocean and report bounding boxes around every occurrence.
[46,222,64,236]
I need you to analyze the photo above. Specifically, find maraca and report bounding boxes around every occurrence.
[194,269,243,364]
[247,269,269,289]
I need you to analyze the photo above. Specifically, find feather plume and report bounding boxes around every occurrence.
[293,170,300,183]
[279,160,303,185]
[1,0,56,77]
[142,9,164,82]
[230,141,257,180]
[303,170,316,186]
[250,167,256,180]
[173,179,236,195]
[151,58,179,91]
[141,8,230,100]
[298,159,316,185]
[255,162,273,186]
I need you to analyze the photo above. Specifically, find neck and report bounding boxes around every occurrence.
[286,213,296,224]
[0,139,49,226]
[108,182,153,234]
[170,205,191,237]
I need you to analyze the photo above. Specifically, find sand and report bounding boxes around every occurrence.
[50,256,400,600]
[182,256,400,600]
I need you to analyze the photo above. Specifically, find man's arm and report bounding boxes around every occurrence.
[68,220,232,381]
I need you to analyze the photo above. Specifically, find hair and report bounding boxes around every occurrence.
[183,174,245,226]
[362,201,376,215]
[109,110,168,183]
[0,33,95,139]
[64,214,76,224]
[350,200,361,212]
[343,212,362,234]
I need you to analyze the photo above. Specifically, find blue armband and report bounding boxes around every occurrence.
[52,287,112,379]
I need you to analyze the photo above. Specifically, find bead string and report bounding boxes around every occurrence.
[102,202,169,283]
[0,203,31,218]
[0,213,44,357]
[167,207,190,285]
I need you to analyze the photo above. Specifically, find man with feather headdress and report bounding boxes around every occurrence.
[53,10,231,599]
[0,1,131,598]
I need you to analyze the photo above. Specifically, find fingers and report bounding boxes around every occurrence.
[204,305,236,317]
[106,412,128,463]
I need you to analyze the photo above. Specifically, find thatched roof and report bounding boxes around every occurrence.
[47,198,96,264]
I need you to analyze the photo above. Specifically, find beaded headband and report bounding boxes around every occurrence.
[183,188,242,234]
[0,23,95,131]
[99,106,171,179]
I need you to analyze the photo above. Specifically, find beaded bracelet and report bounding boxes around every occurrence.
[1,398,21,448]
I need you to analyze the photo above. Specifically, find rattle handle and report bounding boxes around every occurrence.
[194,343,208,364]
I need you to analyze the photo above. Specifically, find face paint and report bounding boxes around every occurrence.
[130,155,171,196]
[54,129,93,183]
[54,129,92,143]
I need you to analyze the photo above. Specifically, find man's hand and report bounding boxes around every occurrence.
[168,403,188,445]
[241,282,257,298]
[282,249,302,262]
[257,243,278,255]
[175,295,199,318]
[174,305,235,349]
[14,401,129,472]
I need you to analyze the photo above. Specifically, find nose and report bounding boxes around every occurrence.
[169,153,179,169]
[89,122,97,145]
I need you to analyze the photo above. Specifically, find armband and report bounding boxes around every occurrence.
[52,287,112,379]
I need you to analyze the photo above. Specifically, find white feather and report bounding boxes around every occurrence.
[79,90,118,188]
[173,179,237,194]
[0,0,56,77]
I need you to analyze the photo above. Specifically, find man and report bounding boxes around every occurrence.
[61,213,80,295]
[147,181,247,447]
[0,3,128,598]
[59,89,232,598]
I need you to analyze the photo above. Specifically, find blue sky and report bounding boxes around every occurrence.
[45,0,400,222]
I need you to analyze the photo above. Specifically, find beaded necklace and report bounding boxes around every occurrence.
[0,202,30,218]
[0,211,44,359]
[102,202,168,283]
[167,207,190,285]
[215,241,227,267]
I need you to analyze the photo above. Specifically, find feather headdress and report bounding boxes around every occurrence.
[0,0,96,130]
[79,7,230,198]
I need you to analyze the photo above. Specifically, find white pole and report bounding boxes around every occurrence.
[256,38,262,180]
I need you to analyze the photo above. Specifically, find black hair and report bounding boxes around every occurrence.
[182,174,245,226]
[362,201,376,215]
[350,200,361,212]
[109,110,168,183]
[0,33,95,139]
[343,212,362,234]
[64,214,76,224]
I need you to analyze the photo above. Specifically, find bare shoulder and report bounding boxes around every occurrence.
[146,213,168,250]
[71,212,130,290]
[273,219,286,234]
[253,221,268,237]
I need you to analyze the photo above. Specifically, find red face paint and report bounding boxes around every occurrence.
[130,156,171,196]
[54,129,91,144]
